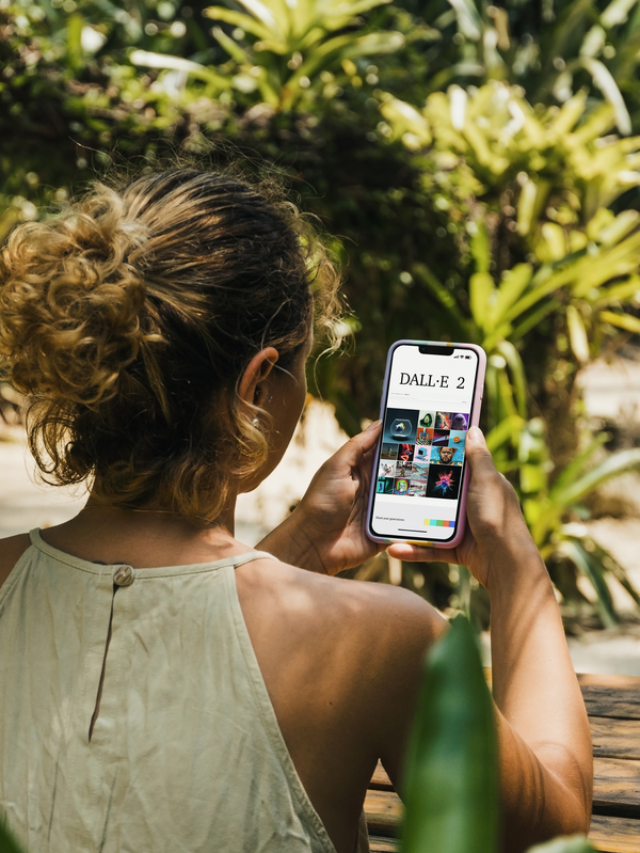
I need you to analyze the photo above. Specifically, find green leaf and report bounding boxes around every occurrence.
[485,415,525,452]
[551,435,608,494]
[517,179,538,236]
[566,305,590,364]
[526,834,596,853]
[600,309,640,334]
[402,616,498,853]
[580,57,632,135]
[128,50,230,87]
[598,210,640,246]
[555,538,619,628]
[495,340,527,418]
[446,0,482,41]
[589,540,640,607]
[493,264,533,326]
[66,12,84,71]
[550,447,640,508]
[233,0,282,34]
[0,822,26,853]
[340,30,405,59]
[337,0,393,17]
[595,276,640,307]
[546,91,587,138]
[211,26,252,64]
[286,31,404,97]
[469,272,497,331]
[412,264,472,340]
[601,0,640,29]
[470,221,490,273]
[202,7,272,40]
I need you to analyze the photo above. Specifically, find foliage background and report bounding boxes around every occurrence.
[4,0,640,627]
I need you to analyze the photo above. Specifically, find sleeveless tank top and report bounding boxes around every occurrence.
[0,530,370,853]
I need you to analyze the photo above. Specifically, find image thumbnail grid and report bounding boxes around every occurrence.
[376,407,468,499]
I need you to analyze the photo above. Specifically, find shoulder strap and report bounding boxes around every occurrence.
[230,550,278,568]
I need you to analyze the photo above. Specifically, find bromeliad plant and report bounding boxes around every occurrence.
[131,0,405,110]
[419,0,640,137]
[379,81,640,622]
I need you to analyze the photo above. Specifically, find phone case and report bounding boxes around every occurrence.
[366,339,487,549]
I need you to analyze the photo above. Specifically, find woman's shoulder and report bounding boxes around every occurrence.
[0,533,32,589]
[238,555,447,665]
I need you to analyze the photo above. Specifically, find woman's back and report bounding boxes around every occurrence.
[0,525,437,853]
[0,167,593,852]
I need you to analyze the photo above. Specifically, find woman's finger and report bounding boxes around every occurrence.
[465,425,493,468]
[327,420,382,473]
[387,542,459,563]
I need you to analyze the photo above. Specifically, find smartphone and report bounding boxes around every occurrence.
[367,340,486,548]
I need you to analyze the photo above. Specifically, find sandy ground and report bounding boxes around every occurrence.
[2,359,640,675]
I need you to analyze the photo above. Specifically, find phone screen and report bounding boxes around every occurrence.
[368,342,481,543]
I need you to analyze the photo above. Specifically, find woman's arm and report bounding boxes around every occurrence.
[388,427,592,849]
[256,420,384,574]
[257,420,592,846]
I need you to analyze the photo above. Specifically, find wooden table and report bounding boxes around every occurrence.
[365,673,640,853]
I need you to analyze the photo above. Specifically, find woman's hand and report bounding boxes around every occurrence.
[257,421,385,575]
[388,426,539,591]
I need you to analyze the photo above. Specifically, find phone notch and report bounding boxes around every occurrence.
[418,344,454,356]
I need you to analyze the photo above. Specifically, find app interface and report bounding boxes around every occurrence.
[370,344,479,541]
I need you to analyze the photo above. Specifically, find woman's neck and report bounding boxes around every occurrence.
[38,491,251,570]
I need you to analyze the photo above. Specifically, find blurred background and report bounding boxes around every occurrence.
[4,0,640,671]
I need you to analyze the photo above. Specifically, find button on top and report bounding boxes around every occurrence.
[113,565,135,587]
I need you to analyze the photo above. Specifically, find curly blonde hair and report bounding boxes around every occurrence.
[0,169,341,520]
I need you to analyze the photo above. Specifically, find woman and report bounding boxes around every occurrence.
[0,169,591,853]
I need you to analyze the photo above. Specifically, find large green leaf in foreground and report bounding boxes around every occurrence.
[0,822,24,853]
[401,615,498,853]
[528,836,596,853]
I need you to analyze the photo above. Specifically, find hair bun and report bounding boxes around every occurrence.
[0,189,159,409]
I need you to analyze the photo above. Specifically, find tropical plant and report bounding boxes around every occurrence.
[402,614,595,853]
[200,0,405,110]
[416,0,640,136]
[4,0,640,625]
[376,81,640,621]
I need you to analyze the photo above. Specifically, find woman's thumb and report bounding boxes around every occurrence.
[465,426,498,480]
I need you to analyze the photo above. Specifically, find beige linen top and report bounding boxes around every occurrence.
[0,529,369,853]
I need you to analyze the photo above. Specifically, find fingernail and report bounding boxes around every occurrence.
[467,425,485,443]
[366,419,382,431]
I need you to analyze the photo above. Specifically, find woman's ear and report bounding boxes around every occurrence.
[238,347,279,407]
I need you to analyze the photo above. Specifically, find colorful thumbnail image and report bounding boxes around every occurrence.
[378,460,397,478]
[383,408,419,444]
[447,431,466,465]
[395,459,412,477]
[451,412,469,431]
[435,411,452,429]
[431,443,464,465]
[416,427,434,446]
[414,444,430,461]
[393,477,410,495]
[410,460,429,480]
[431,446,458,465]
[376,477,395,494]
[409,480,427,497]
[426,465,461,500]
[397,443,414,464]
[432,429,450,447]
[418,411,435,429]
[381,443,399,461]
